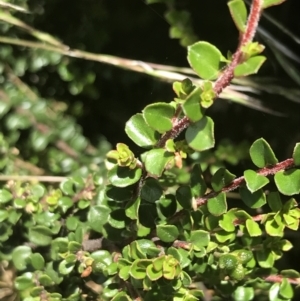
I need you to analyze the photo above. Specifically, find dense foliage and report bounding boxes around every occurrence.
[0,1,300,301]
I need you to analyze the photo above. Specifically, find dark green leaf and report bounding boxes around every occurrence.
[190,230,210,248]
[141,178,163,203]
[207,193,227,216]
[267,192,282,212]
[29,226,53,246]
[182,87,204,122]
[240,186,266,209]
[125,113,159,148]
[30,253,45,270]
[143,102,175,133]
[88,205,110,232]
[191,164,207,197]
[249,138,278,168]
[176,185,193,209]
[274,169,300,195]
[185,116,215,151]
[108,166,142,187]
[144,149,174,177]
[211,168,236,192]
[244,169,269,192]
[12,246,32,271]
[157,224,179,243]
[188,41,224,80]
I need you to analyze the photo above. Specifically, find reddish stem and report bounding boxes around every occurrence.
[156,0,263,147]
[195,158,294,207]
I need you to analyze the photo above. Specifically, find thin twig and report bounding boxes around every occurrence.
[0,175,67,182]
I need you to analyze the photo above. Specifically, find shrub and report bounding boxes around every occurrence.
[1,1,300,301]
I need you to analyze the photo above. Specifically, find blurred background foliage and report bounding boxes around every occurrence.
[0,0,300,298]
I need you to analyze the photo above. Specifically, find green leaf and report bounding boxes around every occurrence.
[246,219,262,237]
[274,169,300,196]
[30,253,45,270]
[219,211,236,232]
[240,186,266,209]
[219,254,239,270]
[211,168,236,191]
[58,259,75,275]
[293,143,300,165]
[256,249,275,268]
[249,138,278,168]
[111,292,132,301]
[185,116,215,151]
[265,216,285,236]
[234,56,266,77]
[108,166,142,187]
[267,192,282,212]
[143,102,175,133]
[0,189,13,204]
[88,205,110,232]
[130,259,152,279]
[144,149,174,177]
[190,230,210,248]
[141,178,163,203]
[29,226,53,246]
[263,0,286,9]
[14,272,34,291]
[125,113,159,148]
[279,278,294,299]
[182,87,204,122]
[146,263,163,281]
[12,246,32,271]
[157,225,179,243]
[188,41,224,80]
[191,164,207,197]
[244,169,269,192]
[207,193,227,216]
[125,197,140,220]
[176,185,193,209]
[228,0,247,33]
[232,286,255,301]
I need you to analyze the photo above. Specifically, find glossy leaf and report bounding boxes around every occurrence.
[274,169,300,195]
[125,113,159,148]
[88,205,110,232]
[244,169,269,192]
[108,165,142,187]
[234,56,266,77]
[249,138,278,168]
[185,116,215,151]
[207,193,227,216]
[143,102,175,133]
[144,148,174,177]
[182,87,204,122]
[228,0,247,33]
[188,41,224,80]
